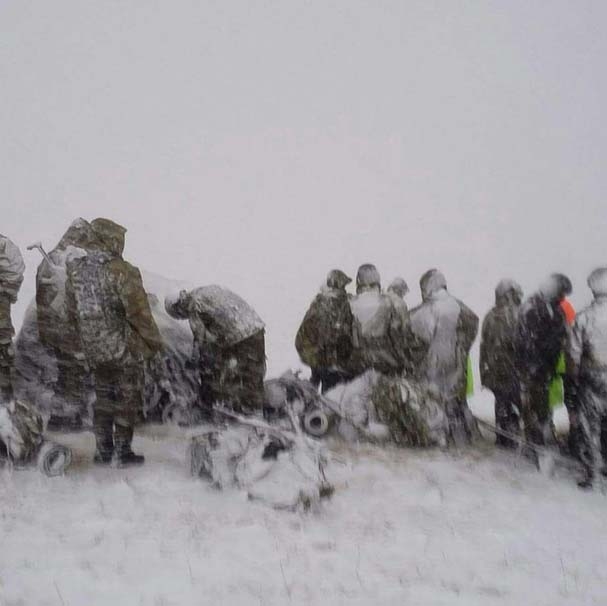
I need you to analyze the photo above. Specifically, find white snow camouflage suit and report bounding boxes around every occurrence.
[566,268,607,483]
[409,270,479,445]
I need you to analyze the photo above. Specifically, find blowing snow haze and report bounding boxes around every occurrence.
[2,1,606,374]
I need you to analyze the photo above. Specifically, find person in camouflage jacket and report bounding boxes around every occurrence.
[0,234,25,401]
[66,218,162,466]
[165,285,266,414]
[295,269,356,392]
[480,279,523,447]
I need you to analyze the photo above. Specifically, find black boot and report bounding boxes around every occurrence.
[114,424,144,467]
[577,471,594,490]
[93,410,114,464]
[93,451,113,465]
[117,451,145,467]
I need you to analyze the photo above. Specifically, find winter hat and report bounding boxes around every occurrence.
[588,267,607,297]
[420,269,447,301]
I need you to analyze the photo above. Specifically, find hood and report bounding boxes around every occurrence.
[539,273,572,303]
[588,267,607,298]
[420,269,447,301]
[326,269,352,290]
[387,277,409,298]
[91,218,126,257]
[356,264,381,294]
[495,279,523,306]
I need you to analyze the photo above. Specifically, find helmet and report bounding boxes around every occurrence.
[356,264,381,293]
[420,269,447,301]
[326,269,352,290]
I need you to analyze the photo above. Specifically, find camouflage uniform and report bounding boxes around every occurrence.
[66,218,162,463]
[566,268,607,487]
[0,235,25,401]
[515,274,571,448]
[480,279,523,447]
[409,269,479,446]
[349,264,409,377]
[295,269,355,393]
[165,285,266,414]
[35,218,101,425]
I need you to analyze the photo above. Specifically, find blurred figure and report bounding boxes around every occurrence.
[480,279,523,448]
[515,273,571,449]
[295,269,356,392]
[165,285,266,414]
[566,268,607,488]
[66,218,162,466]
[349,264,408,377]
[0,234,25,402]
[409,269,479,445]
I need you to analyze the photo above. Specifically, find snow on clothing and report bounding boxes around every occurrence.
[66,218,162,460]
[515,290,568,446]
[480,279,522,447]
[349,287,408,377]
[409,270,479,445]
[165,286,266,413]
[566,268,607,484]
[295,272,355,393]
[0,235,24,401]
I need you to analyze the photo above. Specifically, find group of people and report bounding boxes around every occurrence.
[296,264,607,488]
[1,222,607,489]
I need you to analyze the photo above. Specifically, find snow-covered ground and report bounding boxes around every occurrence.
[1,392,604,606]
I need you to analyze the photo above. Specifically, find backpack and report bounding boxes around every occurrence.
[66,252,127,366]
[296,290,354,369]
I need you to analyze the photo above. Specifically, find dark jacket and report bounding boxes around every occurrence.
[480,281,522,393]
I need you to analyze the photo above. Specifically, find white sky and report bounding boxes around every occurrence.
[2,1,606,373]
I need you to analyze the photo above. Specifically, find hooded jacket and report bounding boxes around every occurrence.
[0,235,25,344]
[480,280,523,392]
[516,281,568,381]
[409,270,479,401]
[567,268,607,413]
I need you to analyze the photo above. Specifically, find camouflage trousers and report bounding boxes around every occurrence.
[198,331,266,414]
[50,347,91,422]
[92,355,144,457]
[0,342,15,401]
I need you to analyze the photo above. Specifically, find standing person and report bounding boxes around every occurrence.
[165,285,266,414]
[295,269,356,392]
[35,218,102,428]
[480,279,523,448]
[349,264,407,377]
[66,218,162,466]
[0,235,25,402]
[515,273,571,449]
[409,269,479,445]
[566,267,607,488]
